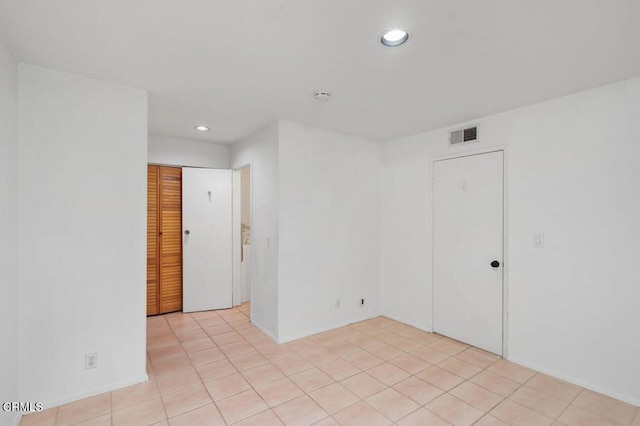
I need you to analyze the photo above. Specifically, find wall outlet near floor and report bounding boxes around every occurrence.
[336,298,341,309]
[360,298,365,308]
[85,352,97,369]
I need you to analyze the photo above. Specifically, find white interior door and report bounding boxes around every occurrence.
[433,150,504,355]
[182,168,232,312]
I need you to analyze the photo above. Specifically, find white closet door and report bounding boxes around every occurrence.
[182,168,232,312]
[433,151,504,355]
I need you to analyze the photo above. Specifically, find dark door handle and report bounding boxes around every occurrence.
[491,260,500,268]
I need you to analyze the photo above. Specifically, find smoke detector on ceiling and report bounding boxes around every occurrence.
[314,91,331,101]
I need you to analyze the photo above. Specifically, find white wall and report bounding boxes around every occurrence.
[381,77,640,405]
[0,36,19,426]
[18,65,148,407]
[148,134,229,168]
[277,121,382,342]
[230,123,280,340]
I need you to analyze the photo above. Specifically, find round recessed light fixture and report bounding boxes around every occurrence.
[380,29,409,47]
[194,125,209,132]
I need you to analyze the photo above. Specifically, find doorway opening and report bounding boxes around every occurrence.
[239,166,251,317]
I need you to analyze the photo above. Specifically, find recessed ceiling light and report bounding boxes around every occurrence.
[380,29,409,47]
[194,125,209,132]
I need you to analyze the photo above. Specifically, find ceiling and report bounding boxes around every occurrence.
[1,0,639,144]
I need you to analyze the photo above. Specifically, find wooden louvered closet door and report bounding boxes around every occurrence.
[147,165,183,315]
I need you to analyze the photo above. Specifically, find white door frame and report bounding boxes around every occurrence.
[429,145,509,357]
[231,163,253,317]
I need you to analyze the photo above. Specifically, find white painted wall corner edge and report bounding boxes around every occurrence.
[507,356,640,408]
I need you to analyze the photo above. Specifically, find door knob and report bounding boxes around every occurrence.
[184,230,190,236]
[491,260,500,268]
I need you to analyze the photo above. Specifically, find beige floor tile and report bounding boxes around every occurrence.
[486,360,536,384]
[19,407,58,426]
[161,383,211,418]
[365,388,420,421]
[241,363,285,387]
[187,347,226,366]
[409,346,451,364]
[56,393,111,426]
[333,401,392,426]
[387,337,424,352]
[437,357,482,379]
[152,355,193,377]
[180,337,216,354]
[289,367,334,393]
[341,350,385,370]
[392,376,443,405]
[396,408,451,426]
[340,372,388,399]
[148,344,185,362]
[367,343,405,361]
[195,358,238,382]
[215,389,268,424]
[204,324,234,337]
[470,370,521,397]
[449,381,504,412]
[558,405,619,426]
[204,372,252,401]
[524,374,582,403]
[571,390,637,426]
[273,395,329,426]
[255,377,305,407]
[72,414,112,426]
[112,380,161,411]
[428,339,468,356]
[317,359,361,381]
[415,366,465,391]
[175,328,208,343]
[112,398,166,426]
[455,348,500,369]
[474,414,510,425]
[234,409,284,425]
[311,416,341,426]
[229,351,268,371]
[219,340,255,356]
[509,386,569,418]
[366,362,410,386]
[156,367,201,395]
[388,353,431,374]
[212,331,246,346]
[309,383,360,414]
[272,354,314,376]
[167,403,225,426]
[490,399,554,426]
[427,393,484,426]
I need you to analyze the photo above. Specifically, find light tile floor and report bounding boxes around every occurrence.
[21,302,640,425]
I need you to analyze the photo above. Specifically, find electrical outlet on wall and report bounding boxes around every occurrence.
[85,353,97,369]
[360,298,365,308]
[336,298,341,309]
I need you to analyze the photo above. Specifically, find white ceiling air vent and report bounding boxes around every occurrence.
[449,125,478,146]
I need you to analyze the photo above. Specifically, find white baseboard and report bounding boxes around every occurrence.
[11,412,22,426]
[40,374,148,410]
[251,319,279,344]
[277,312,381,344]
[507,356,640,408]
[381,312,431,333]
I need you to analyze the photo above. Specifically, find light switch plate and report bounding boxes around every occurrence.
[532,232,544,248]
